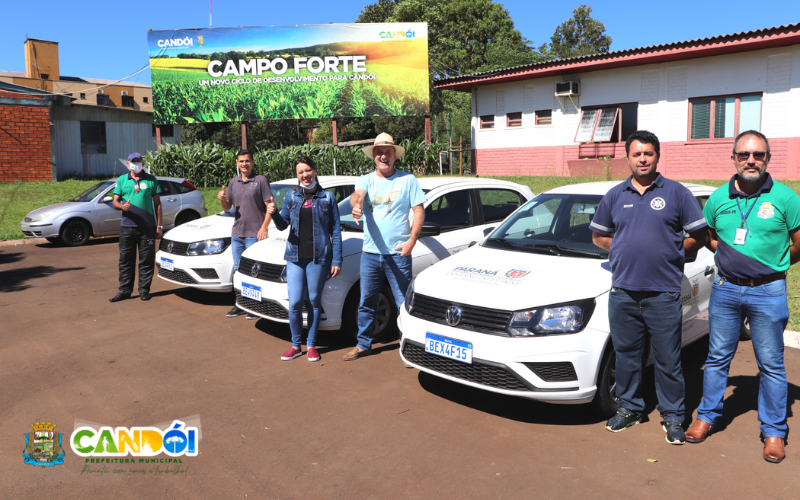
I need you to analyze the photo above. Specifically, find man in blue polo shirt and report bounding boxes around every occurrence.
[590,130,708,444]
[686,131,800,463]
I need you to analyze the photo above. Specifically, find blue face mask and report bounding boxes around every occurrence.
[301,180,317,190]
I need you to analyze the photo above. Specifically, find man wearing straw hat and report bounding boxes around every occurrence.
[345,133,426,361]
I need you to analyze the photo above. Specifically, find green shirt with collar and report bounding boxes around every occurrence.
[114,172,162,228]
[703,173,800,279]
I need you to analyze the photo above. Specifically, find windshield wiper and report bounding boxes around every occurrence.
[528,243,606,258]
[486,238,526,249]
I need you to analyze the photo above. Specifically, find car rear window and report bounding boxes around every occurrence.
[172,181,195,194]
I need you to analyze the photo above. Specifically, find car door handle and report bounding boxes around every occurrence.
[704,266,715,277]
[166,198,177,202]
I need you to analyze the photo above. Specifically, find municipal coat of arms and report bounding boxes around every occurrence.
[505,269,531,279]
[23,421,65,467]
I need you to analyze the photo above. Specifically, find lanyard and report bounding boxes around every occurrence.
[735,195,758,230]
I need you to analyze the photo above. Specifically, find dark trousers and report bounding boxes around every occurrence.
[118,226,157,294]
[608,287,685,423]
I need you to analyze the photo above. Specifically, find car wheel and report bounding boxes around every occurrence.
[45,236,61,244]
[60,220,90,246]
[175,211,200,227]
[342,285,397,343]
[740,317,751,341]
[592,346,620,418]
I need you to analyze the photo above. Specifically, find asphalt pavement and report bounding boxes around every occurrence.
[2,239,800,499]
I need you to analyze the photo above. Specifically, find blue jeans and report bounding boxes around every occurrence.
[697,275,789,438]
[608,288,685,422]
[231,236,258,273]
[286,259,327,349]
[356,252,412,351]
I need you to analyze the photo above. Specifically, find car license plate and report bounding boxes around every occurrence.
[425,333,473,364]
[161,257,174,271]
[242,282,261,301]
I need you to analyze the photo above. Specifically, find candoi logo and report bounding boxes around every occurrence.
[157,37,194,48]
[71,420,198,457]
[380,30,416,39]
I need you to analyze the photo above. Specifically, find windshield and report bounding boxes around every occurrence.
[71,181,115,202]
[338,195,361,231]
[484,193,608,258]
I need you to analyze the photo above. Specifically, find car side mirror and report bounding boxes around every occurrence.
[101,196,113,204]
[483,226,495,237]
[419,221,441,237]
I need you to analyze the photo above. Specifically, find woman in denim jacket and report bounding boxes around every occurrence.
[269,156,342,362]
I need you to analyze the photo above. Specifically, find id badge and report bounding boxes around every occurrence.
[734,227,747,245]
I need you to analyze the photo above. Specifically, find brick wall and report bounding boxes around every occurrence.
[0,90,52,182]
[474,137,800,180]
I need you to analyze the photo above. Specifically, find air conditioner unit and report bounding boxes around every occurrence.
[555,81,580,97]
[121,91,129,96]
[97,89,104,94]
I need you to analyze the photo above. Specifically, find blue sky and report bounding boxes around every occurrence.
[1,0,798,85]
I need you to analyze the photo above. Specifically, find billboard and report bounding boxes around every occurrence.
[147,23,429,125]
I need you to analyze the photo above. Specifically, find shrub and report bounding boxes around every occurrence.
[144,139,450,186]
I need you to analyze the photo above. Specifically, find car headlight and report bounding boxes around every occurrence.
[279,266,287,283]
[404,278,415,313]
[26,212,52,223]
[507,299,595,336]
[187,238,231,256]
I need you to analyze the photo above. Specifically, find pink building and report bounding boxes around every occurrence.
[435,23,800,180]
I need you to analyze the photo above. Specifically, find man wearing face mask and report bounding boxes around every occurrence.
[109,152,163,302]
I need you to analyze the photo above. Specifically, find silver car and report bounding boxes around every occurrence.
[20,177,207,246]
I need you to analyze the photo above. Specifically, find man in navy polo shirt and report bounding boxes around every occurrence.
[590,130,708,444]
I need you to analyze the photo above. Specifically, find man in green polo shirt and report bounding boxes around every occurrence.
[686,131,800,464]
[109,152,163,302]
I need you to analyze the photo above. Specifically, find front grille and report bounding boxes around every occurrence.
[409,294,512,335]
[235,291,311,319]
[159,239,190,255]
[238,257,285,282]
[158,266,197,284]
[402,341,532,391]
[524,362,578,382]
[193,268,219,280]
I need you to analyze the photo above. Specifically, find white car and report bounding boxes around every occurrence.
[155,176,358,292]
[398,181,716,417]
[233,177,535,338]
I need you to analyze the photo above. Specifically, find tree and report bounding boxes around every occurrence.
[548,5,612,60]
[356,0,403,23]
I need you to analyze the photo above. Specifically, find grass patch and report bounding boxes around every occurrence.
[5,175,800,330]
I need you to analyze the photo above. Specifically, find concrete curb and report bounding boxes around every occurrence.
[0,238,48,247]
[785,331,800,350]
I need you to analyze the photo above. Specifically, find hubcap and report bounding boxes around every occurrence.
[374,292,391,335]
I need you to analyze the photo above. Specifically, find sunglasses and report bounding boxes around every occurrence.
[734,151,768,162]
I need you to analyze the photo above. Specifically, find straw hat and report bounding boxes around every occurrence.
[362,133,405,159]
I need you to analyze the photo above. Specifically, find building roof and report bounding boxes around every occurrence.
[0,70,150,88]
[435,22,800,91]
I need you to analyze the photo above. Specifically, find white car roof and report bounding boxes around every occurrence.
[271,175,359,186]
[416,176,528,191]
[543,180,718,196]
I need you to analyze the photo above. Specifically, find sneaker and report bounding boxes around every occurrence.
[307,347,320,362]
[662,421,686,445]
[605,408,641,433]
[281,347,304,361]
[246,313,259,320]
[226,306,246,318]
